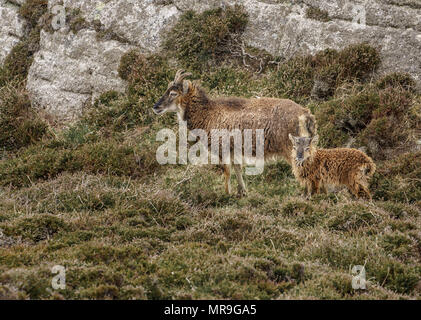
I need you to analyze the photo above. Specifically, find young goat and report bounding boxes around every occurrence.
[153,70,316,197]
[288,134,376,199]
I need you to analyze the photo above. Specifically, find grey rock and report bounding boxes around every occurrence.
[0,0,26,64]
[48,0,181,51]
[302,0,421,31]
[27,29,133,120]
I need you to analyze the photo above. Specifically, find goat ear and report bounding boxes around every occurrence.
[311,134,319,145]
[182,80,191,94]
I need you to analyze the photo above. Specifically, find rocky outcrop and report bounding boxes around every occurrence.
[0,0,25,64]
[47,0,180,51]
[26,0,180,120]
[27,29,133,120]
[8,0,420,120]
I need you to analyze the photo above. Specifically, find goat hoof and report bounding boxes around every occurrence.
[237,189,247,198]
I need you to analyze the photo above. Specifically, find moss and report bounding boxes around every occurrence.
[306,6,331,22]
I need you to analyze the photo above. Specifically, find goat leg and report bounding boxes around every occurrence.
[233,164,247,198]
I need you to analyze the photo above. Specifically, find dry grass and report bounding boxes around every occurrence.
[1,167,420,299]
[0,5,420,300]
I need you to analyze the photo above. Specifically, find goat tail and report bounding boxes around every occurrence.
[298,113,317,137]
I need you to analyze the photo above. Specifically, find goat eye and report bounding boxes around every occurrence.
[169,91,178,97]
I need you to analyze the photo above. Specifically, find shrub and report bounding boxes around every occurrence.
[163,5,248,72]
[266,56,314,103]
[314,75,419,157]
[327,204,378,232]
[201,66,264,97]
[85,51,177,129]
[282,201,314,217]
[376,72,417,92]
[372,261,420,294]
[371,152,421,203]
[118,52,172,97]
[374,86,413,119]
[268,43,380,102]
[0,83,48,151]
[337,43,380,80]
[314,89,378,147]
[1,41,33,84]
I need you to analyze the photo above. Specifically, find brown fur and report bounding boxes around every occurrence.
[289,135,376,199]
[178,84,316,162]
[153,70,316,196]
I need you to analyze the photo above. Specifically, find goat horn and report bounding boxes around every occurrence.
[174,69,192,84]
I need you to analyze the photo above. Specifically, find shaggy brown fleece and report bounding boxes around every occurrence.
[289,135,376,199]
[180,81,316,162]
